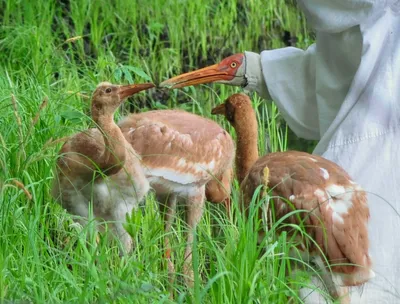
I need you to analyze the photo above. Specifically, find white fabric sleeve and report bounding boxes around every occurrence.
[258,46,320,140]
[298,0,388,33]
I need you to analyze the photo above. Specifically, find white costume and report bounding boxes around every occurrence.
[244,1,400,302]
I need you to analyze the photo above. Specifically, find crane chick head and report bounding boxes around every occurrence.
[91,82,154,118]
[211,93,255,127]
[159,54,246,89]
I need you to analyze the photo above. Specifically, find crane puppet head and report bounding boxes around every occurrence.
[159,53,247,89]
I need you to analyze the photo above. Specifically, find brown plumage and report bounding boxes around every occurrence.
[212,93,374,303]
[118,109,235,285]
[52,82,154,253]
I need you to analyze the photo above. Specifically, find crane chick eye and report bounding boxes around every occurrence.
[105,88,112,93]
[230,62,237,68]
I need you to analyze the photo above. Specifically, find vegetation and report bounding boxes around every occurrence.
[0,0,322,303]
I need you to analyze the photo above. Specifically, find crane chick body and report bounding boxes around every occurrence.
[212,93,373,303]
[118,110,234,201]
[52,82,154,252]
[242,152,372,286]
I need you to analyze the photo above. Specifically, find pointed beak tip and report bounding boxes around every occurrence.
[147,83,156,89]
[211,104,226,116]
[118,82,155,99]
[140,82,156,89]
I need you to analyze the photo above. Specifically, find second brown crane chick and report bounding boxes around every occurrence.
[118,108,235,287]
[212,93,374,304]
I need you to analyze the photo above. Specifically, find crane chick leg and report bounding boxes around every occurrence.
[158,194,178,289]
[313,256,350,304]
[223,197,231,215]
[183,186,206,288]
[327,274,350,304]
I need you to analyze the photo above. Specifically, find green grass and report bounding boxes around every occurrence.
[0,1,326,303]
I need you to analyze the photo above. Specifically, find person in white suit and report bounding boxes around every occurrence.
[161,1,400,302]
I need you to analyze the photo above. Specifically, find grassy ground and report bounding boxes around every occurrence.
[0,1,324,303]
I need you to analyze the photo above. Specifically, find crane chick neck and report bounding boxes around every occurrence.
[226,94,258,141]
[215,93,259,183]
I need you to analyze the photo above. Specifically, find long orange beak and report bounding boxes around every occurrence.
[159,64,234,89]
[118,83,155,100]
[211,103,226,116]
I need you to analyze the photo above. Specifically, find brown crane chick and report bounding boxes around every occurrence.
[52,82,154,253]
[118,108,234,286]
[211,93,374,304]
